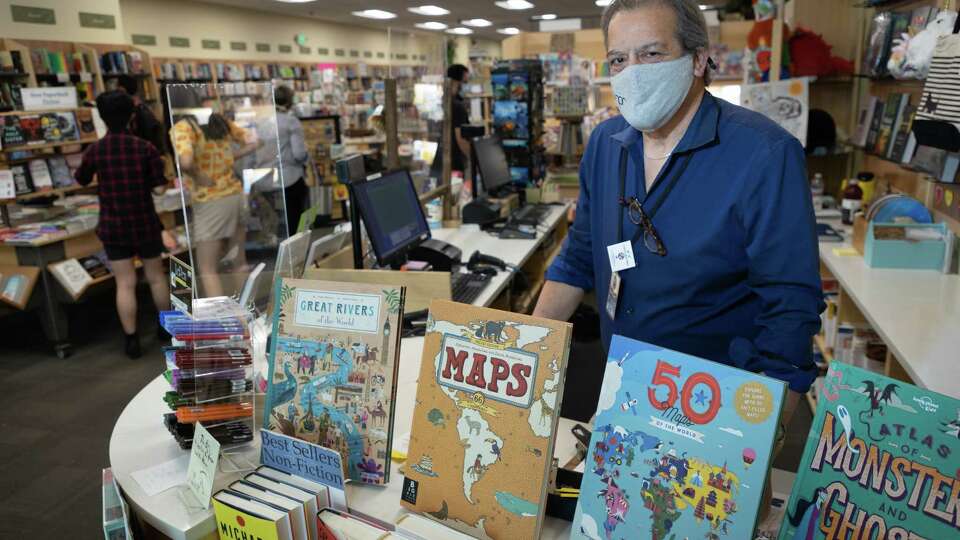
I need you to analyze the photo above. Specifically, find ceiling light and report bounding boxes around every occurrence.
[408,5,450,16]
[532,13,556,20]
[351,9,397,19]
[446,27,474,35]
[497,27,521,35]
[595,0,612,6]
[495,0,535,10]
[415,21,448,30]
[462,18,493,27]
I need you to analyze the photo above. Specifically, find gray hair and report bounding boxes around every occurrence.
[602,0,712,84]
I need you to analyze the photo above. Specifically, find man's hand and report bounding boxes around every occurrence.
[533,280,584,322]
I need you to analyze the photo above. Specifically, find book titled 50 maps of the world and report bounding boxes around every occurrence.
[572,335,786,540]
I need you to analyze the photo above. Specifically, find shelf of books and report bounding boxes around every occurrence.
[848,1,960,232]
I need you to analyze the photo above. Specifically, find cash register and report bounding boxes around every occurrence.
[349,170,493,304]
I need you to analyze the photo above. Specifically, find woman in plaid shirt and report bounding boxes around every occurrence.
[76,91,170,359]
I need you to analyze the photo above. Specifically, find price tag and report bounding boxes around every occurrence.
[0,170,15,200]
[607,241,636,272]
[79,72,93,83]
[56,72,70,83]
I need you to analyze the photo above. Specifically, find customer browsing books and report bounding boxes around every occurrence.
[75,90,170,359]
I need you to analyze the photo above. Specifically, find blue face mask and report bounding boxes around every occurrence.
[611,55,694,133]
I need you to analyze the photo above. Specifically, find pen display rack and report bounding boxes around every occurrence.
[160,297,256,469]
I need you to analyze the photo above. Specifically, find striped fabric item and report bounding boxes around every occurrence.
[917,34,960,124]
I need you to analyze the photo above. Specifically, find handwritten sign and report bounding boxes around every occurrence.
[21,87,77,111]
[186,423,220,508]
[260,430,345,490]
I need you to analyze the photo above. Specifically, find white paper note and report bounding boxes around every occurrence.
[130,454,190,497]
[186,423,221,508]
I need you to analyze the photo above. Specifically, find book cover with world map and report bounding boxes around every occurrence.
[778,362,960,540]
[399,299,572,539]
[572,335,786,540]
[263,278,405,486]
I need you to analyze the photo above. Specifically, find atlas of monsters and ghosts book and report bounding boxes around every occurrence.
[572,335,786,540]
[778,362,960,540]
[263,278,405,486]
[400,299,572,539]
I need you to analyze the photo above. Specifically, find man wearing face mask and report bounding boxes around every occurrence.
[535,0,823,420]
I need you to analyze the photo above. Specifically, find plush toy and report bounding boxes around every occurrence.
[744,0,792,82]
[789,28,855,77]
[892,9,959,79]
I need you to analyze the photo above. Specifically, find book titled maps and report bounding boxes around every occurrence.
[263,278,405,486]
[779,362,960,540]
[400,300,573,539]
[572,335,786,540]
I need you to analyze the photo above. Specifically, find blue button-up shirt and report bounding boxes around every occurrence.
[546,92,824,392]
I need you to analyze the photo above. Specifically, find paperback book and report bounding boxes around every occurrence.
[778,362,960,540]
[263,278,406,486]
[572,335,786,540]
[400,299,573,539]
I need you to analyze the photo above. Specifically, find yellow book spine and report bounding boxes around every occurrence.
[212,498,281,540]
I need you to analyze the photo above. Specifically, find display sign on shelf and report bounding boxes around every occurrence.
[259,430,345,492]
[186,423,220,509]
[21,87,78,111]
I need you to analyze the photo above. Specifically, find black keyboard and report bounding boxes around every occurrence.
[511,204,551,225]
[451,272,492,304]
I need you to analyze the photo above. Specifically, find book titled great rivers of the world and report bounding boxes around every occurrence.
[572,335,786,540]
[400,299,572,539]
[263,278,405,486]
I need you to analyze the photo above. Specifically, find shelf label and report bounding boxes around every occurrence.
[79,72,92,83]
[278,45,292,54]
[230,41,247,51]
[255,43,270,53]
[317,48,329,56]
[334,49,345,57]
[21,87,77,111]
[11,5,55,25]
[363,51,372,58]
[299,46,311,55]
[56,72,70,83]
[349,50,359,58]
[169,36,190,48]
[201,39,220,50]
[78,12,116,29]
[132,34,157,46]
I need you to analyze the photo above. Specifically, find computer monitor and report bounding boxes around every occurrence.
[351,169,431,268]
[473,136,512,197]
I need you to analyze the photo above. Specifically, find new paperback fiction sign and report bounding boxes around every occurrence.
[21,87,77,111]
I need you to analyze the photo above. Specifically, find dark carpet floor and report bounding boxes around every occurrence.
[0,287,164,539]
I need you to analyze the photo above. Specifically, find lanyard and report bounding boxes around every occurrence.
[617,148,692,243]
